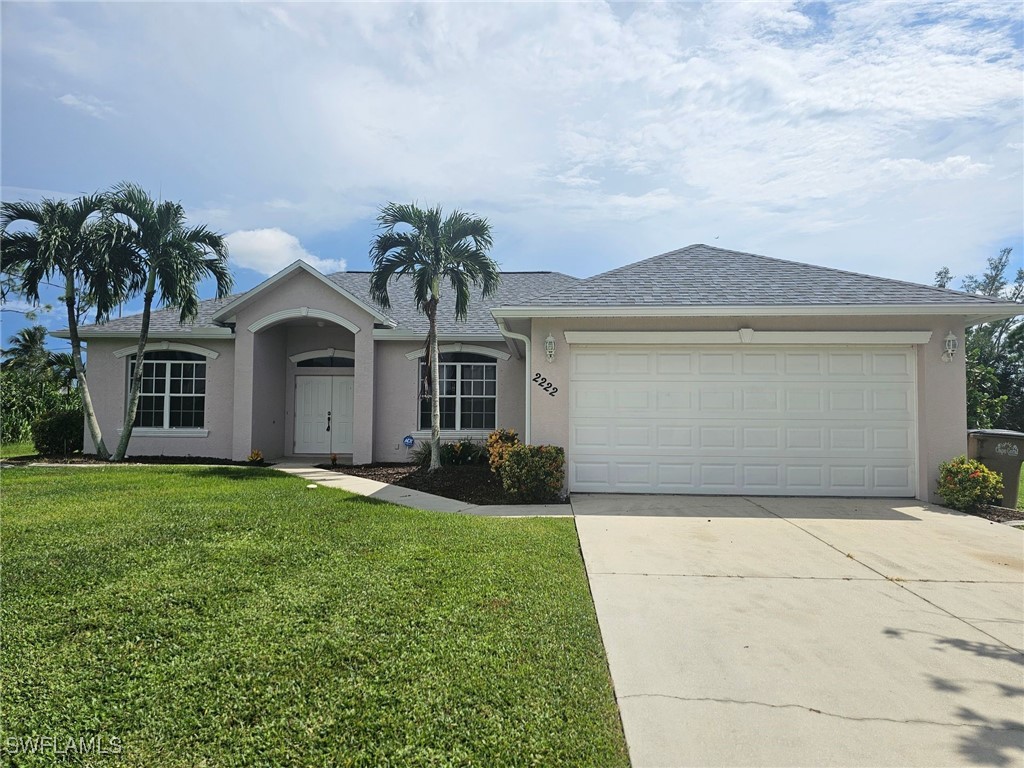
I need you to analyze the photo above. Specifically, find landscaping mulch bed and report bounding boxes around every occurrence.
[963,505,1024,524]
[318,462,567,506]
[2,453,269,467]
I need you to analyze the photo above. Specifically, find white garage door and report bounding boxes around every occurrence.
[569,346,917,496]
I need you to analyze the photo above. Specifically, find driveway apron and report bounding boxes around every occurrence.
[573,495,1024,768]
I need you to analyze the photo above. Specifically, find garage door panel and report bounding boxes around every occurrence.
[570,457,917,495]
[569,345,917,496]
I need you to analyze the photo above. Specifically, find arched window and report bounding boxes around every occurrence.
[296,356,354,368]
[418,352,496,431]
[127,351,206,429]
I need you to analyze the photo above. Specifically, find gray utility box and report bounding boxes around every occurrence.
[967,429,1024,509]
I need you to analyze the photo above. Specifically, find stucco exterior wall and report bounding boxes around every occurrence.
[371,340,525,462]
[251,326,287,459]
[82,337,236,458]
[230,269,377,462]
[525,314,970,503]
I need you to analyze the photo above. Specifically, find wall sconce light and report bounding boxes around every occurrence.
[545,334,556,363]
[941,332,959,363]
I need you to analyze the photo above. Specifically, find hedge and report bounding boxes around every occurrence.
[31,409,84,456]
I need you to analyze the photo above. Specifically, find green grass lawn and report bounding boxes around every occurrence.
[1018,466,1023,509]
[0,439,35,459]
[1,467,628,767]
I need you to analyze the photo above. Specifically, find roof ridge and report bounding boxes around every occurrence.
[526,243,1013,306]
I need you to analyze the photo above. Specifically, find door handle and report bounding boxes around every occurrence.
[326,410,331,432]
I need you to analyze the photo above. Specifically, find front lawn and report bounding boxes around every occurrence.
[0,439,35,459]
[1,467,627,767]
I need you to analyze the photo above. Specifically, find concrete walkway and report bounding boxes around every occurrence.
[272,462,571,517]
[573,494,1024,768]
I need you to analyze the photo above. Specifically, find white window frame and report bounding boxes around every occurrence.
[126,353,207,434]
[416,356,497,433]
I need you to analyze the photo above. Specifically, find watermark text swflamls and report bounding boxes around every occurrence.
[4,734,123,756]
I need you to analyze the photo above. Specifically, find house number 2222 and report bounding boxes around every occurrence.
[533,373,558,396]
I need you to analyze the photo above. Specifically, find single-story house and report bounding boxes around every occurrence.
[63,244,1021,502]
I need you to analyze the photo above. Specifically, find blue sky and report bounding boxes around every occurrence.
[2,1,1022,348]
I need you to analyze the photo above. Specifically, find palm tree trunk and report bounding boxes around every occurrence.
[112,272,156,461]
[427,300,441,472]
[65,270,109,459]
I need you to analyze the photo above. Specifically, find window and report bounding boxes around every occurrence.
[296,356,354,368]
[128,351,206,429]
[418,352,496,431]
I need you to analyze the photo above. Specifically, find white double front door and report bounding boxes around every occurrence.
[294,376,354,454]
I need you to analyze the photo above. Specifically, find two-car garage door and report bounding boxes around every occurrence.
[569,346,917,496]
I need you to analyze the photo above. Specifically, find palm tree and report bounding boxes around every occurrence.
[47,350,78,391]
[1,325,49,374]
[1,195,141,459]
[106,182,232,462]
[369,203,499,471]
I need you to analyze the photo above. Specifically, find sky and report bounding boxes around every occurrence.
[2,0,1022,347]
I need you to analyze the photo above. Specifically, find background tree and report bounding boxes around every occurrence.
[1,195,140,458]
[369,203,500,471]
[936,248,1023,430]
[0,326,80,444]
[1,325,49,375]
[106,182,232,462]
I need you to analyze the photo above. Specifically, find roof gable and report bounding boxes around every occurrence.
[211,260,393,325]
[66,267,581,338]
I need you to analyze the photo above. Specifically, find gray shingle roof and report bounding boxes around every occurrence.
[520,244,1012,308]
[76,270,580,336]
[326,271,581,335]
[74,244,1013,338]
[76,295,240,335]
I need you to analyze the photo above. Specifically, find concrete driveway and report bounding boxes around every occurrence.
[573,495,1024,768]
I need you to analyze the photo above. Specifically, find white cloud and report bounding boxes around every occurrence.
[225,228,345,276]
[2,1,1021,286]
[57,93,115,119]
[879,155,992,181]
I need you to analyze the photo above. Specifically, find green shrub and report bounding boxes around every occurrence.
[443,440,485,466]
[31,408,84,456]
[486,428,519,475]
[410,439,485,467]
[499,444,565,503]
[936,456,1004,511]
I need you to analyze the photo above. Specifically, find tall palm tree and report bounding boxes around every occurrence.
[106,182,233,461]
[369,203,499,472]
[1,195,141,459]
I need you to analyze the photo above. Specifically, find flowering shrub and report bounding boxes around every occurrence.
[486,428,520,475]
[936,456,1003,511]
[499,444,565,503]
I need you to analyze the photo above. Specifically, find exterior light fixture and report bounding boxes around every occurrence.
[545,334,556,363]
[941,332,959,363]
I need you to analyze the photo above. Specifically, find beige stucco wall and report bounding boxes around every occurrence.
[231,270,377,463]
[524,314,970,503]
[371,340,526,462]
[82,337,236,458]
[251,326,287,459]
